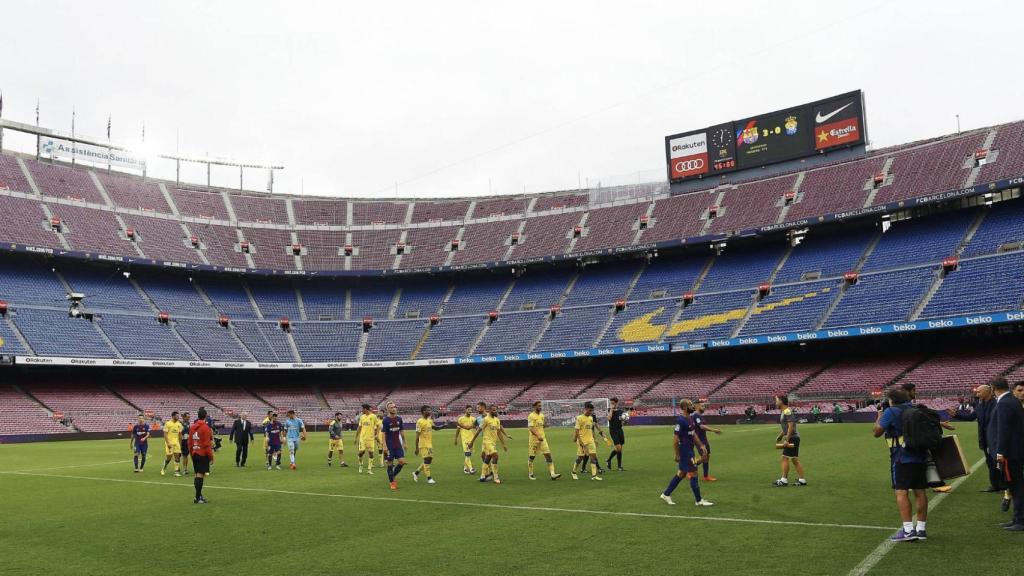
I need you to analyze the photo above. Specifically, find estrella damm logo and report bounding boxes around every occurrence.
[616,288,830,343]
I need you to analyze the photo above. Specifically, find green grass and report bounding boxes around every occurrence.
[0,423,1017,575]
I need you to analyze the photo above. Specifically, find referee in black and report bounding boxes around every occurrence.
[606,397,626,471]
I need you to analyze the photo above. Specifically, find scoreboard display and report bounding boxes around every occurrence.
[734,105,810,168]
[666,90,865,182]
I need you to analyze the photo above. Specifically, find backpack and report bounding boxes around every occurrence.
[901,404,942,452]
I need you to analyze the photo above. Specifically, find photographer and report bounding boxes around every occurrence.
[873,387,929,542]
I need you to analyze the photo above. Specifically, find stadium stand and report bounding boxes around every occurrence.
[25,382,137,432]
[0,384,71,435]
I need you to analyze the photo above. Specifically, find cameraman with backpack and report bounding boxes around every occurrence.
[874,387,940,542]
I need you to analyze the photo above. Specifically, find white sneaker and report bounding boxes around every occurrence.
[695,499,714,507]
[571,472,579,480]
[660,494,676,506]
[412,471,419,483]
[358,467,363,473]
[427,478,436,485]
[368,469,374,475]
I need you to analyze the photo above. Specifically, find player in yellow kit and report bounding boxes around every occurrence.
[412,405,441,485]
[261,410,273,457]
[454,405,478,474]
[375,408,387,467]
[572,402,608,481]
[356,404,379,474]
[469,404,509,484]
[161,411,184,477]
[527,401,562,480]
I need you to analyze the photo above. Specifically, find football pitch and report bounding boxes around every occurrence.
[0,423,1017,575]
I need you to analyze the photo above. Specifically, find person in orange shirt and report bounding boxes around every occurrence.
[189,407,215,504]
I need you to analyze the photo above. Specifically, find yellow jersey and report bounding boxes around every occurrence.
[527,412,547,441]
[482,415,501,445]
[457,415,476,442]
[358,413,378,439]
[575,414,595,444]
[416,417,434,449]
[163,420,183,446]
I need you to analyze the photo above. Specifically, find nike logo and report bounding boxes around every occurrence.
[616,288,830,343]
[816,102,853,124]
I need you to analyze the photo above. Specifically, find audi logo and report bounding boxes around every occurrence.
[674,158,705,173]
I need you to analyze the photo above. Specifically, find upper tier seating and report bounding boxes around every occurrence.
[0,122,1020,275]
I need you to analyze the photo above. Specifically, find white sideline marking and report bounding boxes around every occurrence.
[6,460,132,473]
[0,469,892,532]
[847,457,986,576]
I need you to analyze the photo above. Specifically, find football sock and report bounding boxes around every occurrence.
[903,521,914,533]
[616,451,622,467]
[133,456,139,469]
[490,464,498,479]
[464,456,473,469]
[163,459,170,471]
[175,462,180,472]
[194,477,203,499]
[915,521,926,532]
[590,463,598,476]
[702,461,709,477]
[527,459,534,475]
[606,451,615,468]
[573,457,583,472]
[387,465,395,481]
[689,476,702,502]
[422,463,430,478]
[393,463,404,478]
[547,463,556,476]
[482,463,491,477]
[276,454,281,466]
[289,453,296,465]
[664,475,682,496]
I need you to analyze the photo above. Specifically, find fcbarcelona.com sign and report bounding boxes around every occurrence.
[38,137,146,171]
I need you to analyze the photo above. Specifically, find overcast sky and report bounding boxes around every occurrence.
[0,1,1020,198]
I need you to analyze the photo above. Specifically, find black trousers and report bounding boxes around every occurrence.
[985,451,1003,490]
[1008,458,1024,525]
[235,442,249,465]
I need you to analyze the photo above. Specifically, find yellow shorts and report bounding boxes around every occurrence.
[528,438,550,457]
[418,447,433,458]
[576,441,597,456]
[460,439,473,454]
[358,437,375,453]
[329,438,344,451]
[482,441,498,455]
[165,443,182,456]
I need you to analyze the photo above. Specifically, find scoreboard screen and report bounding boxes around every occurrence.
[666,90,866,182]
[734,106,810,169]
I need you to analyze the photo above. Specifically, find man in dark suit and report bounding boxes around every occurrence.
[952,382,1000,492]
[229,412,255,467]
[994,379,1024,531]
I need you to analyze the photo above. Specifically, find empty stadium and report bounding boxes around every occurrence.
[3,3,1024,575]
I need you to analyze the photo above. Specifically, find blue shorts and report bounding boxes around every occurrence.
[386,446,405,461]
[134,443,148,454]
[677,449,696,473]
[268,443,282,453]
[287,439,300,453]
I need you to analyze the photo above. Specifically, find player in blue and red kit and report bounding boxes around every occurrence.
[660,400,713,507]
[265,412,284,470]
[693,400,722,481]
[380,402,406,491]
[131,415,151,473]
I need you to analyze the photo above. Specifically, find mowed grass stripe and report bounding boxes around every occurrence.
[0,468,894,531]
